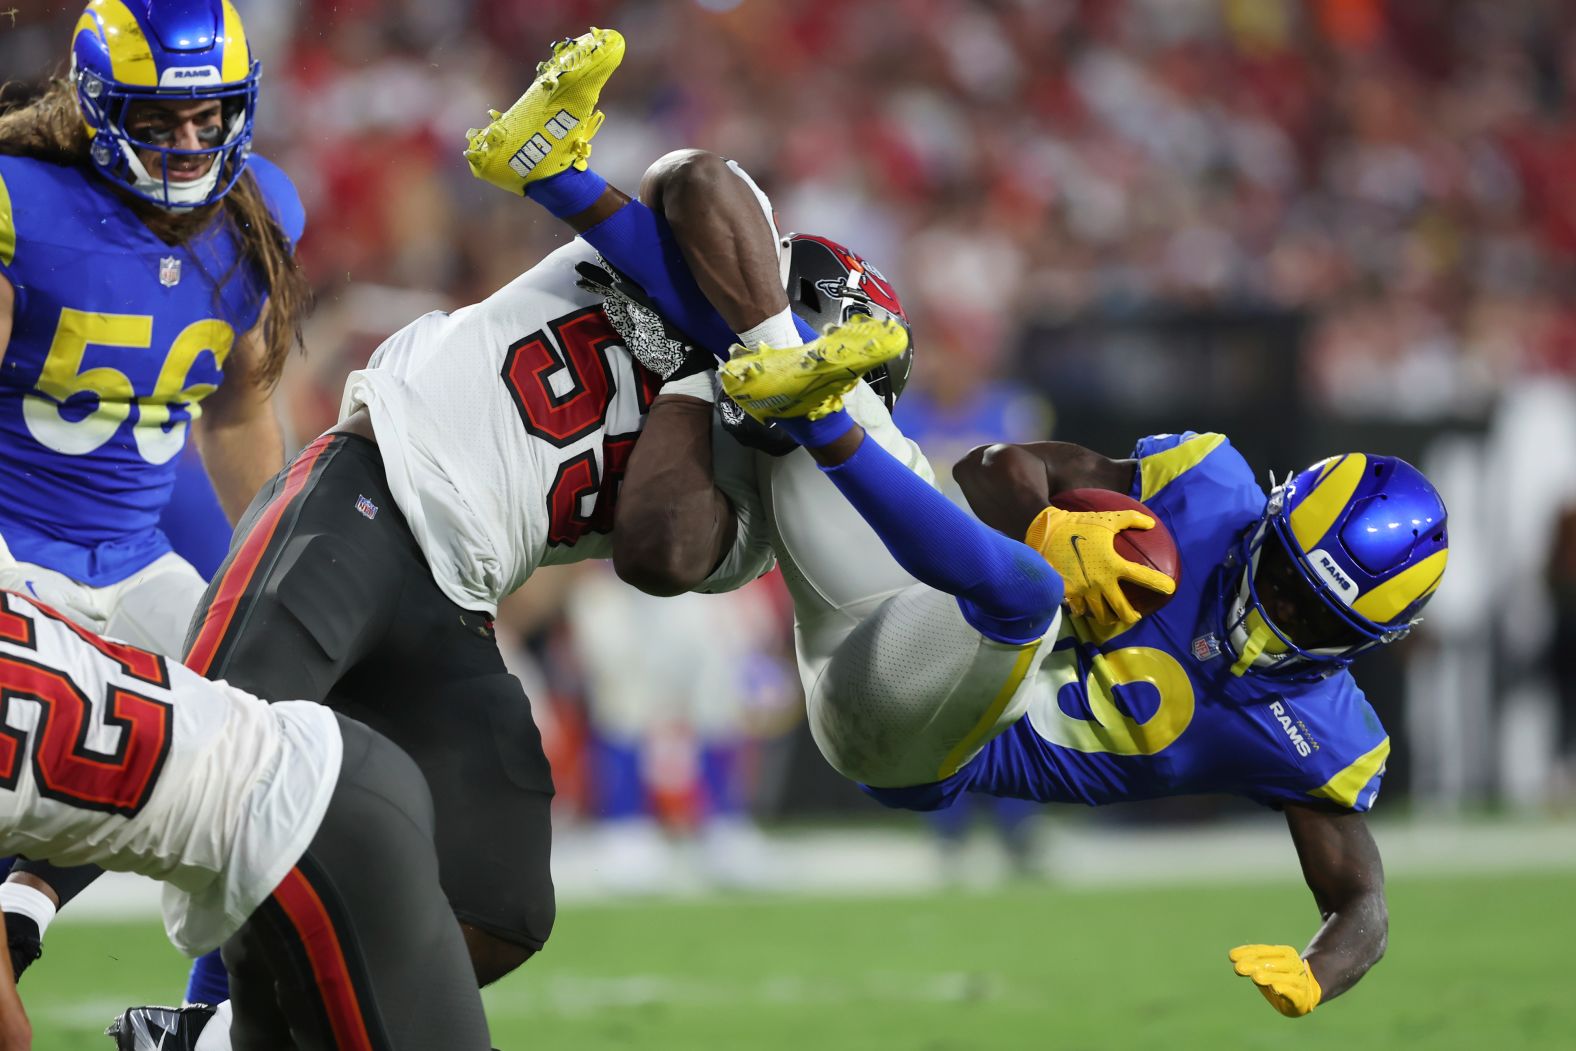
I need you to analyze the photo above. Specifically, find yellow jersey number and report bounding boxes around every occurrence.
[1034,616,1195,755]
[22,308,235,465]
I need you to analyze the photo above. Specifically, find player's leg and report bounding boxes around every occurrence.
[153,432,414,1015]
[223,715,490,1050]
[733,334,1063,785]
[329,570,556,987]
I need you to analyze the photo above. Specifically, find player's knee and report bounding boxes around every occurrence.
[462,925,539,987]
[638,148,731,214]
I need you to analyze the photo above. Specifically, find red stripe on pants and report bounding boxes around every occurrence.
[271,866,376,1051]
[184,435,336,675]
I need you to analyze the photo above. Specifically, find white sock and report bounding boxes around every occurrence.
[0,882,58,936]
[659,372,716,402]
[735,306,803,352]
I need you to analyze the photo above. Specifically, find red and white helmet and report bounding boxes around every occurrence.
[782,233,914,411]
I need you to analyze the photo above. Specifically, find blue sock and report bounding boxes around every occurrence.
[578,201,742,358]
[530,167,823,358]
[814,431,1063,643]
[523,166,608,219]
[594,736,646,820]
[772,409,856,448]
[184,948,230,1005]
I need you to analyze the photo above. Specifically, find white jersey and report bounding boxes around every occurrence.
[0,590,342,956]
[341,239,773,614]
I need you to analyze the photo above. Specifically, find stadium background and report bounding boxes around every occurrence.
[4,0,1574,1047]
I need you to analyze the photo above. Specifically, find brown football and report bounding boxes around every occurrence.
[1049,488,1181,618]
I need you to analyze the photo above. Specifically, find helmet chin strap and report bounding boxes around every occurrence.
[1229,610,1284,677]
[1226,528,1287,676]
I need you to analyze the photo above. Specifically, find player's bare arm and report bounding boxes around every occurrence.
[1283,802,1388,1002]
[191,309,286,524]
[609,152,793,593]
[0,275,12,368]
[534,149,787,594]
[953,441,1138,540]
[0,904,31,1051]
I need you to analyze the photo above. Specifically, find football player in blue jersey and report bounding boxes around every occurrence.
[0,0,308,1022]
[718,337,1446,1018]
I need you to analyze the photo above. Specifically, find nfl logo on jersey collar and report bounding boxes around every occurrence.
[1192,633,1222,661]
[159,256,182,287]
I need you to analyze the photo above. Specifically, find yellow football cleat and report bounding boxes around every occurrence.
[463,27,625,195]
[720,316,910,422]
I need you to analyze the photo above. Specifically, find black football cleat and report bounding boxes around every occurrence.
[105,1003,219,1051]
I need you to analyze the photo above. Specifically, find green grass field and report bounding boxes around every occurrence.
[23,870,1573,1050]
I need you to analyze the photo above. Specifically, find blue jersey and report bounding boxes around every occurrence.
[875,432,1391,814]
[0,155,303,585]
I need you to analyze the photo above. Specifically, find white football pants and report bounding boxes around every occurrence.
[0,536,207,659]
[759,384,1055,788]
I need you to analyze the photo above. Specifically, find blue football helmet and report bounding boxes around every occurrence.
[1221,453,1449,680]
[70,0,260,209]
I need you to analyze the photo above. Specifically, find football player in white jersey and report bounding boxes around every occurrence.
[0,588,489,1048]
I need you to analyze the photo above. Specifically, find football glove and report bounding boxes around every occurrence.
[4,910,41,982]
[1023,506,1177,628]
[1229,944,1322,1017]
[574,260,714,383]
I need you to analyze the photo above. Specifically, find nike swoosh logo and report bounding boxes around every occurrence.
[1068,534,1091,585]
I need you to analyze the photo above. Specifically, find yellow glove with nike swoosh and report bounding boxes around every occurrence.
[1024,506,1177,629]
[1229,944,1322,1017]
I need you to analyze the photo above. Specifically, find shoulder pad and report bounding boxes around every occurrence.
[244,155,305,247]
[1130,432,1242,503]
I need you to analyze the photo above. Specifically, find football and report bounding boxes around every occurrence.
[1049,488,1182,618]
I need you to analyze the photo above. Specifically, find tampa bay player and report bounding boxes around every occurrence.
[0,0,307,1008]
[0,588,490,1048]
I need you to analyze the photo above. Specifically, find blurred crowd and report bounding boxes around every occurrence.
[7,0,1576,846]
[13,0,1576,424]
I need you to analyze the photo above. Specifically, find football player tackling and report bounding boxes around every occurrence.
[467,28,1449,1018]
[0,589,490,1048]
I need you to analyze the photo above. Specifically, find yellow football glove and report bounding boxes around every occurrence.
[1229,944,1322,1017]
[1023,505,1177,629]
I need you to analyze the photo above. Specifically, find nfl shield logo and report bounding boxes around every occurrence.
[1191,634,1221,661]
[158,256,182,287]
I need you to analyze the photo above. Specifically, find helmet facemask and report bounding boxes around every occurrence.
[76,60,259,210]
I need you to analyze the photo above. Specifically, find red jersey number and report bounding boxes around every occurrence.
[0,593,173,816]
[500,307,661,546]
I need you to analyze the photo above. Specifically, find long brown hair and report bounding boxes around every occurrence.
[0,78,309,389]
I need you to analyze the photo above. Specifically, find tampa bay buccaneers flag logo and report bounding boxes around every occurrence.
[794,233,907,322]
